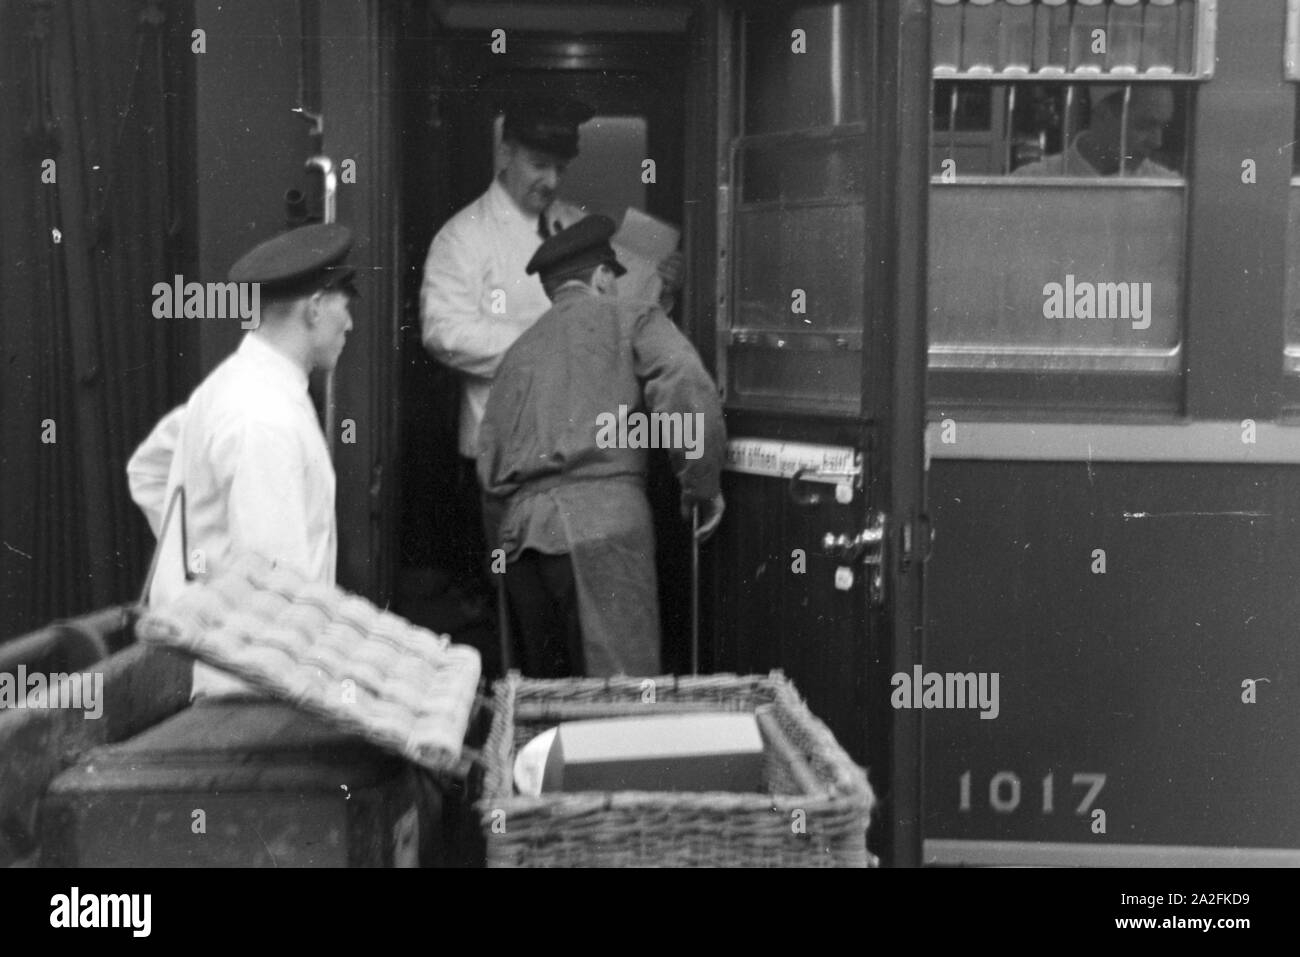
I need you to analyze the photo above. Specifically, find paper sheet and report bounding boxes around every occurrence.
[613,207,680,262]
[611,208,680,306]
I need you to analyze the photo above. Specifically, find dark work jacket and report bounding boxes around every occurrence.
[476,284,725,676]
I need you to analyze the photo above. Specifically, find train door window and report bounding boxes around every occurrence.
[927,0,1214,407]
[720,1,870,413]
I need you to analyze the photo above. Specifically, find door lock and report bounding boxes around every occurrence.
[821,511,886,605]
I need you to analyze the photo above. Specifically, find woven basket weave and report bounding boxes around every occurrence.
[475,671,874,867]
[135,553,480,773]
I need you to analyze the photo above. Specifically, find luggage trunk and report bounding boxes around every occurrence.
[40,700,424,867]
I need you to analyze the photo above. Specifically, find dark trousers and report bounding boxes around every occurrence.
[457,456,494,594]
[503,550,585,678]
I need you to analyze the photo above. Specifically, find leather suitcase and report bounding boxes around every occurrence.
[39,700,426,867]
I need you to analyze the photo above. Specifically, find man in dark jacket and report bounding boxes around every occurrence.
[477,215,725,678]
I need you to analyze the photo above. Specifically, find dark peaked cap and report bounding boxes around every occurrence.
[502,96,595,160]
[526,214,627,283]
[229,223,356,298]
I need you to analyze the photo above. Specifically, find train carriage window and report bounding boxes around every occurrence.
[719,1,870,413]
[928,0,1212,398]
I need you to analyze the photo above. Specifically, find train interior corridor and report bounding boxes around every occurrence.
[390,6,694,680]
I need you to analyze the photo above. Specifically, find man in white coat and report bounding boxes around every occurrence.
[127,223,356,698]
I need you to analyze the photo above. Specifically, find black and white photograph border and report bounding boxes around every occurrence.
[0,0,1292,904]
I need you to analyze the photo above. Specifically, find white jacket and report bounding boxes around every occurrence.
[127,334,337,698]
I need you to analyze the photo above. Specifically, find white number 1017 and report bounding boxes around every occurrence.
[958,771,1106,815]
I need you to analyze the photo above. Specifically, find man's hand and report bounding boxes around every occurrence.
[681,491,725,543]
[657,250,684,295]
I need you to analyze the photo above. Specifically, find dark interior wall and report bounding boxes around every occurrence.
[0,0,349,639]
[395,4,457,573]
[0,0,49,638]
[191,0,313,374]
[925,458,1300,849]
[0,0,198,640]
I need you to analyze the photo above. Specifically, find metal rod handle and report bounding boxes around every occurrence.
[691,504,700,675]
[305,155,338,453]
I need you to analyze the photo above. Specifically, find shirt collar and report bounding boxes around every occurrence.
[238,334,310,394]
[554,282,598,301]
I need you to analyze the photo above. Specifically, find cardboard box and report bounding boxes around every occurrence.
[541,713,764,794]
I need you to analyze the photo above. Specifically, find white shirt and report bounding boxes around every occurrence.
[420,178,662,457]
[128,334,337,698]
[127,404,186,537]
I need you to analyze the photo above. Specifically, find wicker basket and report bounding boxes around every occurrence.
[474,670,874,867]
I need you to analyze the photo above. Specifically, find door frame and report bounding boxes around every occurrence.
[317,0,405,606]
[693,0,930,868]
[877,0,930,871]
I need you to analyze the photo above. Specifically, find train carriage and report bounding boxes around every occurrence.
[0,0,1297,869]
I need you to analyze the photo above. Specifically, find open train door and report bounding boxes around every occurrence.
[694,0,930,867]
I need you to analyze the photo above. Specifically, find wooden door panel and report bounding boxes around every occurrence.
[711,412,873,762]
[713,471,873,762]
[712,471,783,675]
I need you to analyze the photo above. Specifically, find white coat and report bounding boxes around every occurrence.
[127,334,337,698]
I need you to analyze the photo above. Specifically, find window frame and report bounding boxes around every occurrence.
[715,2,875,417]
[932,0,1219,82]
[926,0,1299,424]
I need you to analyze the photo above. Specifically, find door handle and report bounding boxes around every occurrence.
[304,153,338,453]
[821,511,886,605]
[820,525,882,563]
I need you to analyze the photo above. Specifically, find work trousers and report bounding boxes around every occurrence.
[503,550,585,678]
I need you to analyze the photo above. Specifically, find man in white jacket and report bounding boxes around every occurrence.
[127,223,356,698]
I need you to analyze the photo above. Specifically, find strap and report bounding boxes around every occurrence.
[137,485,190,607]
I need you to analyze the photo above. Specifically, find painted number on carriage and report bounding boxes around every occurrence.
[957,771,1106,815]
